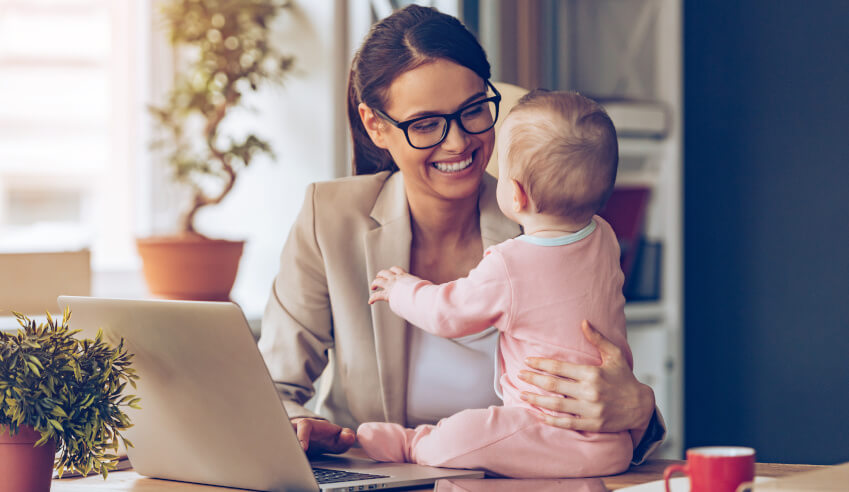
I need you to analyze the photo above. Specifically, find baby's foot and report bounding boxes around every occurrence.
[356,422,416,462]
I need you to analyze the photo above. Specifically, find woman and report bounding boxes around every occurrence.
[258,5,663,463]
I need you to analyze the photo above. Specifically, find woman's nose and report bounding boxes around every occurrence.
[440,120,469,152]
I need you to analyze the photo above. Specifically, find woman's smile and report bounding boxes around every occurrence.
[430,149,477,174]
[431,153,473,172]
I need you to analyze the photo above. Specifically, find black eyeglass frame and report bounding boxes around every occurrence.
[373,80,502,150]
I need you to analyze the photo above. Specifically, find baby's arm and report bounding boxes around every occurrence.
[369,251,511,338]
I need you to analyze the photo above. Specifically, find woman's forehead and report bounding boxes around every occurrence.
[384,59,486,119]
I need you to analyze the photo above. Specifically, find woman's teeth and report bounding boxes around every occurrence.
[432,155,473,173]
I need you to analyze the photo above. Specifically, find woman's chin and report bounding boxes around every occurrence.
[432,169,485,200]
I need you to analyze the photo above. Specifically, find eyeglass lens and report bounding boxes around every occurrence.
[407,99,497,148]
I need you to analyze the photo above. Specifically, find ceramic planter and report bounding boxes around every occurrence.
[137,236,245,302]
[0,425,55,492]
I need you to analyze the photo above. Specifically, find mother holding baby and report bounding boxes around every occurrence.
[258,4,664,469]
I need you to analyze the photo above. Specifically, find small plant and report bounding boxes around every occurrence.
[149,0,295,235]
[0,309,139,478]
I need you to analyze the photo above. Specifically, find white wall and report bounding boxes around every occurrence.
[189,1,348,320]
[146,1,457,319]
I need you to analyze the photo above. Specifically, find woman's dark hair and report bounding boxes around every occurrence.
[347,5,491,175]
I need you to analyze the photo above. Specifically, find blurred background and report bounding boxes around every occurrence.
[0,0,846,464]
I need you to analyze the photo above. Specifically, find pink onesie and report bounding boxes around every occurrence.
[357,216,634,478]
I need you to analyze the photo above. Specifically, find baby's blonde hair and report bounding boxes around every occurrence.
[504,90,618,223]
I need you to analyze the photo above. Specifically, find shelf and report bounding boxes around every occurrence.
[625,301,666,324]
[615,139,668,186]
[619,137,668,157]
[556,0,683,460]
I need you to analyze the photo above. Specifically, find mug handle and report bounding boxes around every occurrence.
[663,464,690,492]
[736,482,756,492]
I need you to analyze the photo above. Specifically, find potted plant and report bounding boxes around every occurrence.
[0,309,138,490]
[139,0,294,301]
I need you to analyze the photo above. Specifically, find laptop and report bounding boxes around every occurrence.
[56,296,484,492]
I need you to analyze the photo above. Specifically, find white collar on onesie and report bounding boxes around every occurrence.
[516,219,597,247]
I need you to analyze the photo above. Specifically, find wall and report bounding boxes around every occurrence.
[192,1,348,319]
[684,1,849,464]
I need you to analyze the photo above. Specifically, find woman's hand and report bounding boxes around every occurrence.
[518,320,655,440]
[290,418,356,457]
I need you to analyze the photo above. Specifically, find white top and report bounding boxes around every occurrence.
[406,324,502,426]
[404,224,601,426]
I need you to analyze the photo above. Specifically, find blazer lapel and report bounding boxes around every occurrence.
[364,172,412,425]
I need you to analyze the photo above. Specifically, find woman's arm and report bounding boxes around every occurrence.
[518,320,665,461]
[259,184,358,455]
[258,183,334,420]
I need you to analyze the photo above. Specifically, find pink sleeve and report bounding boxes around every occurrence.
[387,250,512,338]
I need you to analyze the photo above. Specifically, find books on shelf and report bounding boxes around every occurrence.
[595,98,670,139]
[598,187,660,301]
[625,240,662,302]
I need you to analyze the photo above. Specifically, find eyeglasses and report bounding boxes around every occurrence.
[374,80,501,150]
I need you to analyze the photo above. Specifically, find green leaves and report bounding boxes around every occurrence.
[0,309,140,479]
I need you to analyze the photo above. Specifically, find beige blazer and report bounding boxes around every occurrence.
[257,170,665,462]
[258,170,521,430]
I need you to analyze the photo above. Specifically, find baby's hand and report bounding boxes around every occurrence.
[369,266,409,305]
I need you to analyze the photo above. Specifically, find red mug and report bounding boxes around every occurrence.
[663,446,755,492]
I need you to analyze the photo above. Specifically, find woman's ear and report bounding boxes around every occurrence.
[511,179,530,213]
[358,103,389,149]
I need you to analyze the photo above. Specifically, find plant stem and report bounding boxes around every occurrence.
[180,90,240,235]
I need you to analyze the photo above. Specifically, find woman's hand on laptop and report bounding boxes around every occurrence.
[291,417,356,456]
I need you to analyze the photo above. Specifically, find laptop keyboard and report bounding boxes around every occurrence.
[312,467,390,485]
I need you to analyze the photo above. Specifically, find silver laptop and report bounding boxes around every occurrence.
[57,296,483,492]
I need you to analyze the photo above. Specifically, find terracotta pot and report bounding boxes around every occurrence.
[136,236,245,302]
[0,425,55,492]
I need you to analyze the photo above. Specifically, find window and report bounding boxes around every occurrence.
[0,0,146,269]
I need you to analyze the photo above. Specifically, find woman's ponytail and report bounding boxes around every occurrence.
[347,59,395,175]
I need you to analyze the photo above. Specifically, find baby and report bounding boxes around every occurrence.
[358,90,634,478]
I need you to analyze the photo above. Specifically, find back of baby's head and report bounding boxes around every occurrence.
[504,90,618,223]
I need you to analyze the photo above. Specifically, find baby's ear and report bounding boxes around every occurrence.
[511,179,529,213]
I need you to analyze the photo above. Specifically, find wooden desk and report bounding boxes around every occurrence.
[602,460,829,490]
[51,459,830,491]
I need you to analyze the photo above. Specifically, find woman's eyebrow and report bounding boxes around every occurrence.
[404,91,487,119]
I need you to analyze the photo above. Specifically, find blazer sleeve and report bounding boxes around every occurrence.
[258,183,334,420]
[631,407,668,464]
[387,249,512,338]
